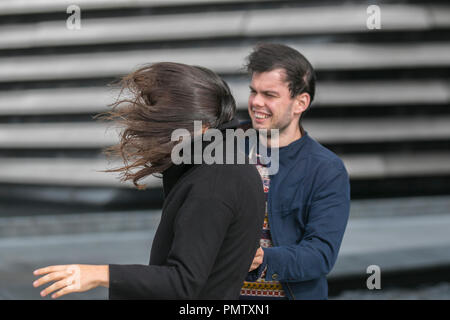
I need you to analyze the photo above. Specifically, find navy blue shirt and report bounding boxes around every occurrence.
[246,130,351,300]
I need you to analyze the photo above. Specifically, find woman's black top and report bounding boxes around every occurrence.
[108,128,265,299]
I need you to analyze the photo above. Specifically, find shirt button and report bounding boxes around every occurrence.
[272,273,279,280]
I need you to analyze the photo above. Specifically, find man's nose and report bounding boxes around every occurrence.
[251,93,265,108]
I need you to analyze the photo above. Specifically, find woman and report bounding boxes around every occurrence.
[32,62,265,299]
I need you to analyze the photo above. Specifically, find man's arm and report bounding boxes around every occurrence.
[261,161,350,282]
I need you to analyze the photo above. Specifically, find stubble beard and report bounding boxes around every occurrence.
[256,103,294,138]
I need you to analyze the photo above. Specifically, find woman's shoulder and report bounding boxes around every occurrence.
[187,162,261,198]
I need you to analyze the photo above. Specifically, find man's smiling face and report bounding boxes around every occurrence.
[248,68,297,133]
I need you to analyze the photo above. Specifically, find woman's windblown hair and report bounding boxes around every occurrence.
[95,62,236,189]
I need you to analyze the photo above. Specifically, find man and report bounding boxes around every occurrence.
[240,43,350,300]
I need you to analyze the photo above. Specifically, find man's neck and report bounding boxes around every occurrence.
[266,124,303,148]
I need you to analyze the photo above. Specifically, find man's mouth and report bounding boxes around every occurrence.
[252,108,272,119]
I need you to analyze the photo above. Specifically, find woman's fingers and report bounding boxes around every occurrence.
[33,265,67,276]
[51,286,74,299]
[39,278,71,297]
[33,270,71,288]
[32,265,84,299]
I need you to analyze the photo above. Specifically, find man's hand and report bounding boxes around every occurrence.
[33,264,109,299]
[249,247,264,272]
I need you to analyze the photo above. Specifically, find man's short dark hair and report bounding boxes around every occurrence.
[245,43,316,106]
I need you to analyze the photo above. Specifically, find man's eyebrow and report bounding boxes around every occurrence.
[249,86,279,96]
[262,90,280,97]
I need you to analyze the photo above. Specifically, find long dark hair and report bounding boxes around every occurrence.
[95,62,236,189]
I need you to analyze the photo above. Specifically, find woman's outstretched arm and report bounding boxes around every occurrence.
[107,196,234,299]
[32,196,234,299]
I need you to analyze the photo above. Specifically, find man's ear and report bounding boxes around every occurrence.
[293,93,311,115]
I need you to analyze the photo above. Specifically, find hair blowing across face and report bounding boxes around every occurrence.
[95,62,236,189]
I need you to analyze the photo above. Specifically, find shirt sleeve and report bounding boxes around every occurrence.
[262,161,351,282]
[108,196,234,299]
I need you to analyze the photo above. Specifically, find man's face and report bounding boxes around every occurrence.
[248,69,297,133]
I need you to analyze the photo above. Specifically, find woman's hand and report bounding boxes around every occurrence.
[33,264,109,299]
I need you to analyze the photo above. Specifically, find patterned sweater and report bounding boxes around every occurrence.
[240,154,286,299]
